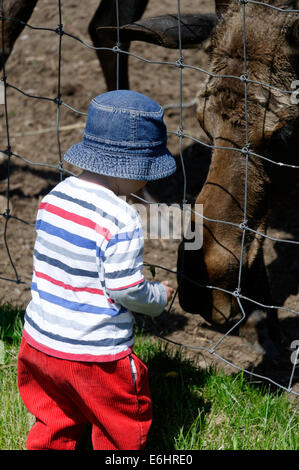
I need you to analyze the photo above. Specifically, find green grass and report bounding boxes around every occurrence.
[0,304,298,450]
[134,334,299,450]
[0,303,30,450]
[0,302,24,344]
[0,342,33,450]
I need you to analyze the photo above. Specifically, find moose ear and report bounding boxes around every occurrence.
[97,14,217,49]
[287,18,299,46]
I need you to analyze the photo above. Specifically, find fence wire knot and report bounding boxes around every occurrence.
[242,146,250,154]
[55,24,64,36]
[176,127,184,138]
[175,57,184,68]
[54,95,62,106]
[5,145,12,156]
[3,208,10,219]
[239,221,248,230]
[240,73,248,82]
[233,288,241,297]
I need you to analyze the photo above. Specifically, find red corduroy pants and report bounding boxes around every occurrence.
[17,338,152,450]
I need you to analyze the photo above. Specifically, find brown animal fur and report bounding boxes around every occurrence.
[190,0,299,323]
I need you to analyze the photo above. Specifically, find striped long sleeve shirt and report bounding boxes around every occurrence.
[23,176,167,362]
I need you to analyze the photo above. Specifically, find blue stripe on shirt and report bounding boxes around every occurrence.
[107,227,143,248]
[36,219,96,250]
[31,282,125,316]
[104,266,142,279]
[34,250,99,278]
[25,312,134,347]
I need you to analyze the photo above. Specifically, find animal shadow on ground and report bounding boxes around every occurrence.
[249,182,299,389]
[266,180,299,310]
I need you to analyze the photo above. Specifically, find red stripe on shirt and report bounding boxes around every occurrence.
[34,269,114,303]
[39,202,112,241]
[107,277,145,291]
[95,223,113,241]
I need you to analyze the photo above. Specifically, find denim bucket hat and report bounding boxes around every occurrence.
[64,90,177,181]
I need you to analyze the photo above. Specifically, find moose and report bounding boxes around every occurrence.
[95,0,299,356]
[1,0,298,355]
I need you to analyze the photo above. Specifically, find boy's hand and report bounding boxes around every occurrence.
[162,281,175,303]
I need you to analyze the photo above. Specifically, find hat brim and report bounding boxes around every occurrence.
[64,142,177,181]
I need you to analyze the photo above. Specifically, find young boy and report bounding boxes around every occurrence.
[17,90,176,450]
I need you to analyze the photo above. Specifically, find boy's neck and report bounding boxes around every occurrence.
[78,171,120,195]
[77,171,147,197]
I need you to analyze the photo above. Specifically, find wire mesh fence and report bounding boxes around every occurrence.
[0,0,298,396]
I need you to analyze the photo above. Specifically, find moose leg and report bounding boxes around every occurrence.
[0,0,38,70]
[88,0,149,91]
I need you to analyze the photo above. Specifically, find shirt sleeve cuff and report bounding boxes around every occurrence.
[106,280,168,317]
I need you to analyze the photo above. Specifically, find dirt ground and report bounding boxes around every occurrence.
[0,0,298,397]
